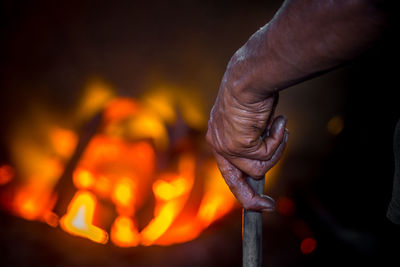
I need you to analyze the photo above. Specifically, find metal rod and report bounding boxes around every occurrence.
[242,176,265,267]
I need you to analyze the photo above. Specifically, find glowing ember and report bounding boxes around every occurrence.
[141,200,184,246]
[111,177,136,215]
[60,190,108,244]
[13,180,57,223]
[153,176,190,201]
[111,216,140,247]
[0,164,14,185]
[49,128,78,158]
[1,89,265,247]
[73,169,95,189]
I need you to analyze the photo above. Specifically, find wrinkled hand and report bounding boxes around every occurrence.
[206,80,288,212]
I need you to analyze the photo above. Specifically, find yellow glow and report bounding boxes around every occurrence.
[178,94,206,130]
[140,200,181,246]
[142,91,176,124]
[60,191,108,244]
[196,161,236,227]
[111,178,135,208]
[141,87,207,130]
[110,216,140,247]
[127,112,169,149]
[153,160,237,246]
[152,177,189,201]
[76,78,115,120]
[197,194,234,227]
[3,84,244,247]
[140,155,196,245]
[73,169,95,189]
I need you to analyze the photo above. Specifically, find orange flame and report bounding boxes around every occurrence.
[110,216,140,247]
[140,155,195,246]
[73,168,95,189]
[1,92,262,247]
[111,177,136,215]
[0,165,14,185]
[49,128,78,158]
[60,190,108,244]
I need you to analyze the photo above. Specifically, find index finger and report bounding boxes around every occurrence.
[213,151,275,211]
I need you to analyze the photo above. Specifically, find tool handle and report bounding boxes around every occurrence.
[242,177,265,267]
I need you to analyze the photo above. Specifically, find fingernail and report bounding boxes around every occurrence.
[260,194,276,212]
[284,128,289,142]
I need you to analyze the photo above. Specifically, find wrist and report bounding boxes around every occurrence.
[222,24,281,105]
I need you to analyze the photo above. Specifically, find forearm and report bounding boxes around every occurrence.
[224,0,387,103]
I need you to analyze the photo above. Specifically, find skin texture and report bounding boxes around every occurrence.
[206,0,387,211]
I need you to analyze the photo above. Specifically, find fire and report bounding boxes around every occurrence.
[60,190,108,244]
[73,169,96,189]
[0,83,271,248]
[141,155,195,246]
[111,216,140,247]
[49,128,78,158]
[111,177,136,215]
[0,165,14,185]
[141,200,184,246]
[152,176,190,201]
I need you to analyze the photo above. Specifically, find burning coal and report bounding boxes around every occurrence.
[0,79,242,247]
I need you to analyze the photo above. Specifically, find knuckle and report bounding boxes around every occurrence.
[250,168,266,179]
[239,136,255,148]
[242,201,252,210]
[224,141,237,155]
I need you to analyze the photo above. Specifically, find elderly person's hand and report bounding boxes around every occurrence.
[206,0,386,211]
[206,50,289,211]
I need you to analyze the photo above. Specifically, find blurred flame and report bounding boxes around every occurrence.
[127,111,169,150]
[104,98,140,123]
[110,216,140,247]
[0,165,15,185]
[1,82,275,247]
[73,169,95,189]
[49,128,78,158]
[148,159,237,246]
[140,155,195,246]
[60,190,108,244]
[196,161,236,227]
[153,177,189,201]
[13,180,58,226]
[141,87,206,130]
[111,177,135,215]
[142,90,176,124]
[93,176,112,199]
[141,200,184,246]
[75,78,114,121]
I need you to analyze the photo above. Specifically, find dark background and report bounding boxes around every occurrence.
[0,0,399,266]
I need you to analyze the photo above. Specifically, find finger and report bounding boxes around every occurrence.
[238,115,287,161]
[261,128,289,173]
[228,128,289,178]
[264,92,280,132]
[213,152,275,211]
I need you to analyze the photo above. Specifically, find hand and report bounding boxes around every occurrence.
[206,78,288,211]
